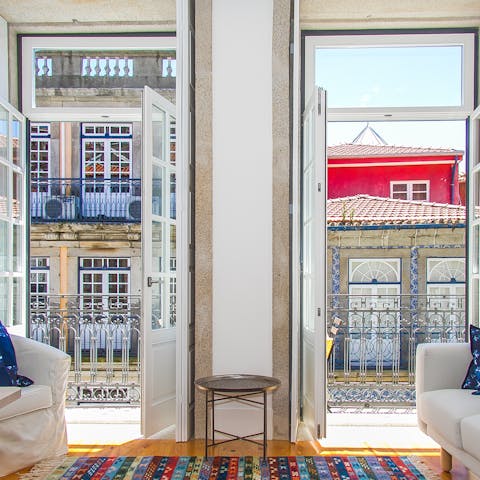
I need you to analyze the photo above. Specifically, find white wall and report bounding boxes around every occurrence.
[0,16,7,101]
[212,0,273,376]
[211,0,273,435]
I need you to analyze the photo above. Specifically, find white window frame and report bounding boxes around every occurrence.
[21,36,176,122]
[390,180,430,201]
[30,123,50,183]
[30,256,49,307]
[349,258,401,284]
[79,257,131,307]
[468,107,480,327]
[81,123,133,181]
[294,27,476,442]
[304,33,475,122]
[427,257,465,307]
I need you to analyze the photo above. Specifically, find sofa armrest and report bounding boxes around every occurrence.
[10,335,71,405]
[416,342,471,396]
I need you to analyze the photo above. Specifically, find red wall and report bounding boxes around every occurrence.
[327,155,461,204]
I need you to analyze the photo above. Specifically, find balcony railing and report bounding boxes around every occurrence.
[29,294,141,405]
[28,292,466,407]
[31,178,177,223]
[327,294,466,407]
[31,178,142,223]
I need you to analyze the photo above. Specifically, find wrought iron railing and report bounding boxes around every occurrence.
[29,294,141,405]
[327,293,466,407]
[31,177,142,223]
[30,177,177,223]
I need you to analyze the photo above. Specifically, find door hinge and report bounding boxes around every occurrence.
[317,424,321,438]
[318,183,321,192]
[317,307,321,317]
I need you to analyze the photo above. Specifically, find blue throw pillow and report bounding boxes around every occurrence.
[462,324,480,391]
[0,321,33,387]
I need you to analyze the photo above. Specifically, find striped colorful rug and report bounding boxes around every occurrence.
[23,456,439,480]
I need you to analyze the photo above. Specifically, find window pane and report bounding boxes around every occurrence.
[316,45,462,108]
[412,183,427,192]
[33,47,176,109]
[0,278,7,325]
[412,192,427,200]
[0,106,7,163]
[0,220,7,271]
[392,184,407,193]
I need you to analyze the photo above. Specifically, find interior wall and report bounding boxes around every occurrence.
[211,0,273,435]
[194,0,213,438]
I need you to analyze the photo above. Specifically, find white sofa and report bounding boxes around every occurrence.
[0,335,71,476]
[416,342,480,477]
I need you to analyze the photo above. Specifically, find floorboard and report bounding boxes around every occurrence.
[3,439,469,480]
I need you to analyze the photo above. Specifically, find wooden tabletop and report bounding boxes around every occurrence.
[0,386,21,408]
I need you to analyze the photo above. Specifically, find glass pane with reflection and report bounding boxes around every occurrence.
[0,106,7,164]
[12,117,21,167]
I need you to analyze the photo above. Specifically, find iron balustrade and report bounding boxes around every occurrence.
[30,177,176,223]
[327,293,466,407]
[29,294,141,405]
[29,292,465,407]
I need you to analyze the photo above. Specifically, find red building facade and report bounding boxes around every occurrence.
[327,127,463,205]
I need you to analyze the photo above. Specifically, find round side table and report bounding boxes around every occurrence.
[195,374,280,457]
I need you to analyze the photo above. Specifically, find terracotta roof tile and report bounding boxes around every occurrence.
[328,194,466,226]
[328,143,463,158]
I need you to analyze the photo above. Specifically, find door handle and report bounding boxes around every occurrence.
[147,277,159,287]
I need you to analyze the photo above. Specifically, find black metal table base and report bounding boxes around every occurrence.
[204,389,269,457]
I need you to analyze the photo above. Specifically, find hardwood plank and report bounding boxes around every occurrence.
[3,439,469,480]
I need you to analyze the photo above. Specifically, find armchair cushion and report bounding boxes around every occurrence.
[0,321,33,387]
[462,324,480,390]
[418,389,480,448]
[0,384,52,421]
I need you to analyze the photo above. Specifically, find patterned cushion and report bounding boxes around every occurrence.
[462,324,480,391]
[0,321,33,387]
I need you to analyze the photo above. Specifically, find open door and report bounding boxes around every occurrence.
[0,98,27,337]
[141,86,178,437]
[468,106,480,328]
[301,87,328,439]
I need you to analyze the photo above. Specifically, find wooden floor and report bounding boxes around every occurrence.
[4,438,469,480]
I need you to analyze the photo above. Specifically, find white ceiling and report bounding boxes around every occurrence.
[0,0,176,25]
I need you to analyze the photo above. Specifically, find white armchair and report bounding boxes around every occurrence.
[0,335,71,476]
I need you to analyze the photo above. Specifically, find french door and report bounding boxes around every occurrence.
[142,86,178,437]
[468,106,480,328]
[0,98,27,336]
[301,87,328,439]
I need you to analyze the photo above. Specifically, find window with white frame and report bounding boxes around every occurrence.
[30,123,50,193]
[427,257,465,309]
[82,123,132,193]
[306,33,475,119]
[348,258,401,368]
[79,257,130,308]
[20,35,176,117]
[30,257,49,308]
[391,181,429,201]
[79,257,130,350]
[468,108,480,327]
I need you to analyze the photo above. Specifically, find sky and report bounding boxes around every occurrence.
[315,44,467,156]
